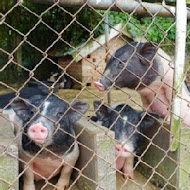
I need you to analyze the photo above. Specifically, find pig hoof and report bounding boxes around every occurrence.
[56,181,70,190]
[123,170,134,180]
[23,184,35,190]
[55,185,69,190]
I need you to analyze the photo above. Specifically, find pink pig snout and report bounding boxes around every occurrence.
[115,144,132,157]
[28,123,48,144]
[94,81,105,91]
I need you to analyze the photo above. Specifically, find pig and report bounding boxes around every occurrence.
[94,42,190,126]
[92,101,159,179]
[48,72,73,89]
[10,95,89,190]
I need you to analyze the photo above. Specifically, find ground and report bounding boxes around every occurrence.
[34,171,159,190]
[0,86,160,190]
[56,86,143,115]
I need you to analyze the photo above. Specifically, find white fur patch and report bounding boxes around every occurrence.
[48,73,59,82]
[41,101,50,116]
[95,0,101,4]
[64,143,79,163]
[96,120,103,126]
[103,68,111,78]
[123,116,128,122]
[122,141,134,153]
[2,108,15,116]
[118,134,134,154]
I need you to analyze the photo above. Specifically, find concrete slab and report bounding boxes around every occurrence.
[117,171,160,190]
[35,178,79,190]
[74,117,116,190]
[0,116,18,190]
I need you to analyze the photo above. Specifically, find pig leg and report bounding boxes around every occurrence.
[56,144,79,190]
[23,164,35,190]
[122,155,135,180]
[56,163,73,190]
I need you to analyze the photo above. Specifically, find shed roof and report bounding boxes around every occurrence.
[51,24,132,62]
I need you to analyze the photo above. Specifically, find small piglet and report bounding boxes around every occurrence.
[92,101,159,179]
[94,42,190,126]
[11,95,89,190]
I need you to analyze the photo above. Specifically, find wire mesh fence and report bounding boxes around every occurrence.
[0,0,190,190]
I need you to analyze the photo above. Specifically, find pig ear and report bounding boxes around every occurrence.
[68,100,89,123]
[139,43,157,65]
[93,101,101,111]
[93,101,110,121]
[139,111,160,132]
[11,98,32,121]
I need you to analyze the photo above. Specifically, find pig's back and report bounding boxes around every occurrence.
[157,48,173,78]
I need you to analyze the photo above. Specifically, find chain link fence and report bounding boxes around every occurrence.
[0,0,190,190]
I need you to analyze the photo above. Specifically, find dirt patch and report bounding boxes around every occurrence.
[56,86,143,116]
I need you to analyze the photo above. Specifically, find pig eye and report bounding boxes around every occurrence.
[118,61,124,68]
[30,108,36,115]
[57,112,64,118]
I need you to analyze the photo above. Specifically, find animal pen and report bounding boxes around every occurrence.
[0,0,190,190]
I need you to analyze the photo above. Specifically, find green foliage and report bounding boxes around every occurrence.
[0,0,189,83]
[126,16,175,44]
[96,11,176,50]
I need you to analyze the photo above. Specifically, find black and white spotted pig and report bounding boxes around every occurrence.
[92,101,159,179]
[94,42,190,126]
[48,72,73,89]
[11,95,89,190]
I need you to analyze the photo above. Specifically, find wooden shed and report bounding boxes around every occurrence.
[50,24,132,87]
